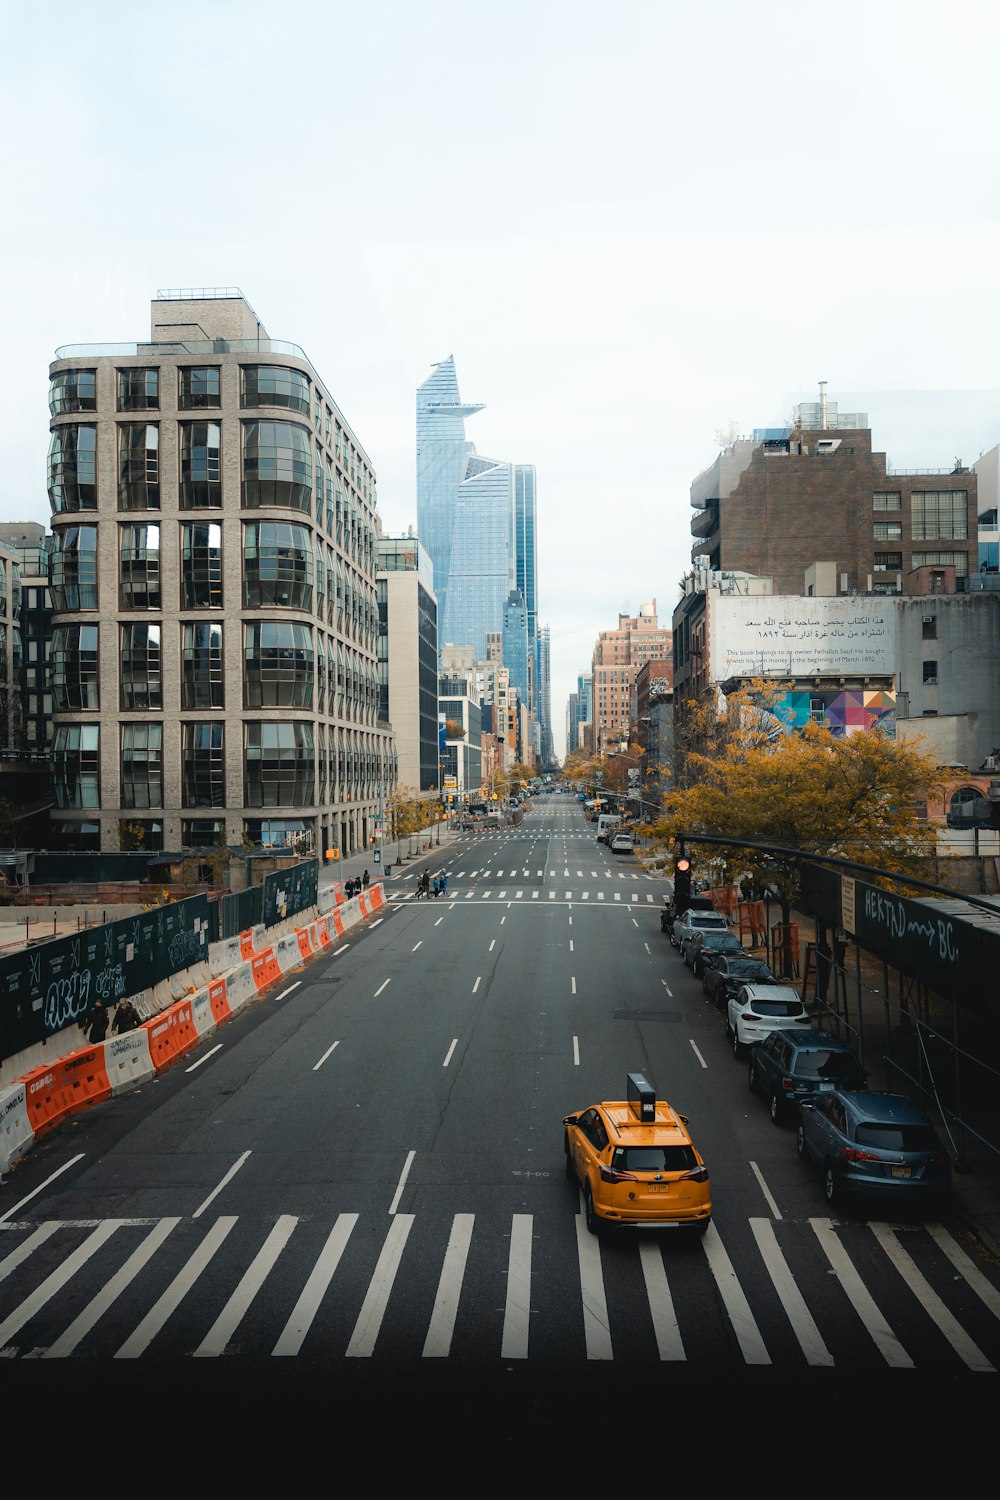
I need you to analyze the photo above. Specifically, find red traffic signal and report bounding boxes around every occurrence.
[675,856,691,873]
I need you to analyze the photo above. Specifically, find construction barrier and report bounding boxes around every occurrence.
[224,961,258,1015]
[331,909,345,939]
[0,1083,33,1174]
[240,930,256,960]
[104,1030,155,1095]
[252,948,282,992]
[314,921,331,949]
[21,1046,112,1139]
[358,893,370,918]
[296,927,314,960]
[147,1001,200,1073]
[207,978,231,1025]
[368,885,385,912]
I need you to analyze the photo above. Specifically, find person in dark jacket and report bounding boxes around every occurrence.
[113,998,140,1034]
[362,869,370,888]
[86,999,109,1043]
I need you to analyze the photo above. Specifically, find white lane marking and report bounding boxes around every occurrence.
[644,943,651,954]
[568,914,573,925]
[639,1241,685,1361]
[499,889,507,899]
[575,1200,613,1359]
[116,1216,238,1359]
[928,1224,1000,1319]
[582,891,589,901]
[646,895,654,903]
[389,1150,416,1215]
[702,1222,771,1364]
[313,1040,340,1071]
[273,1214,358,1357]
[662,981,673,998]
[0,1222,61,1281]
[472,977,481,993]
[571,977,577,994]
[632,918,639,927]
[502,1214,533,1359]
[569,940,574,952]
[598,892,605,901]
[749,1161,782,1218]
[0,1157,85,1228]
[369,918,384,929]
[500,916,506,925]
[45,1218,181,1357]
[870,1222,993,1371]
[532,890,539,899]
[689,1040,708,1069]
[374,979,391,997]
[423,1213,475,1357]
[194,1151,251,1219]
[276,982,301,1000]
[810,1217,914,1367]
[346,1215,415,1357]
[412,941,423,951]
[0,1220,122,1352]
[631,894,639,903]
[195,1215,299,1358]
[549,891,556,899]
[489,939,496,951]
[442,1039,458,1067]
[333,944,350,955]
[750,1218,833,1366]
[572,1035,580,1065]
[614,893,621,903]
[516,890,523,900]
[186,1044,222,1072]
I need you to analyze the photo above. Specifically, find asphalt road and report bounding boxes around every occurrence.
[1,795,998,1454]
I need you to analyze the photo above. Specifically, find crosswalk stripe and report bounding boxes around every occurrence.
[46,1217,182,1359]
[702,1222,771,1364]
[750,1218,833,1366]
[810,1216,913,1367]
[502,1213,533,1359]
[575,1212,613,1360]
[927,1223,1000,1319]
[346,1213,415,1357]
[273,1213,358,1357]
[0,1222,60,1284]
[423,1213,475,1358]
[639,1241,685,1361]
[869,1222,994,1371]
[0,1220,121,1352]
[116,1215,238,1359]
[195,1214,299,1358]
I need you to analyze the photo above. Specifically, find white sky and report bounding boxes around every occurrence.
[3,0,1000,761]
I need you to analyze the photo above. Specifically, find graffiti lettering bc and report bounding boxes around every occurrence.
[95,962,126,1000]
[167,929,199,971]
[43,968,92,1031]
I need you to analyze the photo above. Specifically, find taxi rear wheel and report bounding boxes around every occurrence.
[584,1182,600,1235]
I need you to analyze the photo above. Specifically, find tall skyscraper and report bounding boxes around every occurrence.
[443,453,516,657]
[415,356,484,636]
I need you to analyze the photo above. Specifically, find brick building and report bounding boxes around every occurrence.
[590,602,671,756]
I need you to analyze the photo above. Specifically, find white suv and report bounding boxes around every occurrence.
[726,984,810,1057]
[670,907,728,951]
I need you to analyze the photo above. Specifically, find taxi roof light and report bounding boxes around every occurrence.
[626,1071,656,1123]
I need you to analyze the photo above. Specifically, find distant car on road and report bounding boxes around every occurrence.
[797,1089,951,1211]
[748,1028,867,1125]
[681,928,743,976]
[610,831,634,854]
[671,905,729,952]
[702,953,776,1007]
[726,983,810,1057]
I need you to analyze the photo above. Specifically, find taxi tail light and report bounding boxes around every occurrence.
[599,1164,638,1183]
[678,1165,709,1183]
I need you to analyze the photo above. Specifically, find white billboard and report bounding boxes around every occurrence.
[710,595,896,679]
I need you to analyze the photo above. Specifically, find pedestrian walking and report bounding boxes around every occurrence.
[441,871,449,896]
[362,869,370,888]
[85,999,109,1044]
[421,868,430,898]
[113,998,140,1034]
[432,876,442,899]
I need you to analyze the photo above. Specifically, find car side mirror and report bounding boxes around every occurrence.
[562,1114,579,1127]
[678,1113,689,1124]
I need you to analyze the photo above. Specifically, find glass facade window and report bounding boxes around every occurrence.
[119,523,161,610]
[49,369,97,416]
[242,420,312,510]
[243,521,313,609]
[182,722,225,807]
[50,624,100,710]
[180,522,223,608]
[52,724,100,807]
[121,723,163,808]
[50,525,99,609]
[873,521,902,541]
[181,621,224,708]
[873,552,903,572]
[912,490,968,541]
[872,491,902,511]
[241,365,310,414]
[179,421,222,508]
[121,819,164,852]
[912,550,969,578]
[244,722,315,807]
[244,621,314,707]
[243,819,313,850]
[181,819,225,848]
[118,368,159,410]
[118,423,160,509]
[120,623,162,709]
[48,425,97,512]
[179,367,221,409]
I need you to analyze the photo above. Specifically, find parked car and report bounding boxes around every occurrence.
[562,1072,711,1236]
[726,983,811,1056]
[702,953,775,1007]
[681,928,744,976]
[797,1089,951,1210]
[748,1027,867,1125]
[671,905,729,952]
[610,831,634,854]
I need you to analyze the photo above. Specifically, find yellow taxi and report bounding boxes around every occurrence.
[563,1072,712,1235]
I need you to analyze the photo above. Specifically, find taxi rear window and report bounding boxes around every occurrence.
[612,1145,698,1173]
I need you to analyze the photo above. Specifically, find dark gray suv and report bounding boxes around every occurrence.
[748,1027,866,1125]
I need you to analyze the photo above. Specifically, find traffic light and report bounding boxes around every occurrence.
[673,854,692,915]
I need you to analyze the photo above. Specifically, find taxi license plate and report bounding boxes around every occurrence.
[648,1183,671,1193]
[891,1166,911,1179]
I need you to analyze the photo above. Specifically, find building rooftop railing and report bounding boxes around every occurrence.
[54,337,308,362]
[886,467,969,477]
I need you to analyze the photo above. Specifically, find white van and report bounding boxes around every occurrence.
[596,814,622,844]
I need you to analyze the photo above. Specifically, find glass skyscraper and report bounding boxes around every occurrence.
[415,356,484,638]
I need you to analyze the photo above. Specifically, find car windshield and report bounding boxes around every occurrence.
[728,960,770,975]
[612,1145,698,1173]
[855,1123,940,1151]
[750,1000,804,1016]
[796,1049,861,1079]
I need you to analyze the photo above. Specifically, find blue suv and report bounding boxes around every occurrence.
[748,1027,866,1125]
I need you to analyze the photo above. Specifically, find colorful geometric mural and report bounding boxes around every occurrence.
[769,688,896,738]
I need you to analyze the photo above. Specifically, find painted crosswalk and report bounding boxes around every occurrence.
[0,1208,996,1371]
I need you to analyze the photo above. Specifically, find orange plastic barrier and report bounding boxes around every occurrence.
[368,886,384,911]
[208,978,231,1025]
[296,928,314,960]
[21,1046,113,1137]
[331,909,345,938]
[358,893,369,918]
[147,1000,200,1072]
[252,948,282,992]
[333,885,344,906]
[240,930,256,960]
[316,923,331,948]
